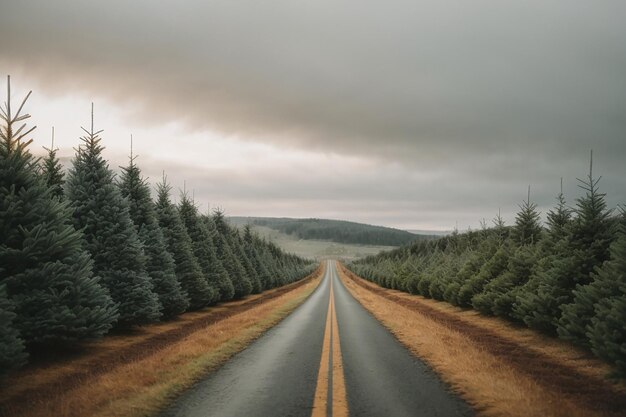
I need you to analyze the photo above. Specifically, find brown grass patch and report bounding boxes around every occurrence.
[338,264,626,417]
[0,264,323,417]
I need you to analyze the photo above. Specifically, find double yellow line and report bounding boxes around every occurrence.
[312,268,348,417]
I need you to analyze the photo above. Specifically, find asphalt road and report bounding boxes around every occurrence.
[160,260,472,417]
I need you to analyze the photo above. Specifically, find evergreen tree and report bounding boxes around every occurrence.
[457,214,508,307]
[428,249,461,301]
[473,191,542,317]
[1,80,118,345]
[118,151,189,318]
[40,127,65,199]
[256,239,280,289]
[0,284,27,374]
[469,240,513,313]
[416,250,443,297]
[444,248,483,305]
[404,256,425,295]
[233,228,262,294]
[557,153,615,346]
[545,179,572,241]
[212,210,252,298]
[512,187,542,245]
[154,176,214,309]
[201,214,236,300]
[65,106,161,326]
[243,225,272,291]
[474,244,538,318]
[588,215,626,375]
[177,193,223,304]
[512,181,572,328]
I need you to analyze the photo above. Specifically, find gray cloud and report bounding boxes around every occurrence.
[2,1,625,229]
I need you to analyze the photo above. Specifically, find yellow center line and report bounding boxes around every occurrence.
[312,263,348,417]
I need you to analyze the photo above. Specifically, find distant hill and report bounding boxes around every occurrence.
[406,229,451,236]
[228,217,435,247]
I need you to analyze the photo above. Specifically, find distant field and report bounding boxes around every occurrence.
[232,224,397,261]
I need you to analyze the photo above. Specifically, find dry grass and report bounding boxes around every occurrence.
[338,264,626,417]
[0,266,323,417]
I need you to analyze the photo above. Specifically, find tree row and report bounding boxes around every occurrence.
[0,80,316,373]
[350,155,626,376]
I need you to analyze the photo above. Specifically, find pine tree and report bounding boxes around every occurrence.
[154,176,214,309]
[557,152,615,346]
[545,178,572,242]
[416,250,441,297]
[428,248,461,301]
[475,244,538,318]
[444,248,483,305]
[0,284,27,374]
[587,240,626,377]
[177,193,222,304]
[243,225,272,291]
[256,239,280,289]
[201,214,236,301]
[512,186,542,245]
[40,127,65,199]
[587,217,626,375]
[65,106,161,326]
[473,191,542,318]
[118,148,189,318]
[457,214,508,307]
[233,228,262,294]
[1,79,118,345]
[470,239,514,313]
[212,210,252,298]
[512,180,572,329]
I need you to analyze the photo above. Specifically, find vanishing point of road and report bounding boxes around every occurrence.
[160,260,472,417]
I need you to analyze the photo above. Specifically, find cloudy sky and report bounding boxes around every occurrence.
[1,0,625,231]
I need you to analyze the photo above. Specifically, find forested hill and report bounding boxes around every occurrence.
[228,217,435,246]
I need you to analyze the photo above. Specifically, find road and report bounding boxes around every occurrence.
[160,260,472,417]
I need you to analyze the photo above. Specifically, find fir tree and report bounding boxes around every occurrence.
[65,106,161,326]
[545,178,572,241]
[118,147,189,318]
[201,214,236,300]
[457,214,508,307]
[256,239,280,289]
[588,215,626,375]
[1,79,118,345]
[475,244,538,319]
[0,284,27,374]
[243,225,272,291]
[512,180,572,328]
[512,186,542,245]
[557,152,615,346]
[177,192,222,304]
[233,228,262,294]
[470,240,514,313]
[154,176,214,309]
[473,191,542,318]
[444,248,483,305]
[40,127,65,199]
[212,210,252,298]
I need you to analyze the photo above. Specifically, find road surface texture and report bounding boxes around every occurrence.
[160,261,472,417]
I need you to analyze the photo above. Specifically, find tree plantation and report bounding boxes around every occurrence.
[0,79,316,373]
[349,160,626,377]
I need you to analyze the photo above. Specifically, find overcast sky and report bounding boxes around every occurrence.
[1,1,625,231]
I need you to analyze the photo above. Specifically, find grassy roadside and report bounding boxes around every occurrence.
[0,264,324,417]
[338,263,626,417]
